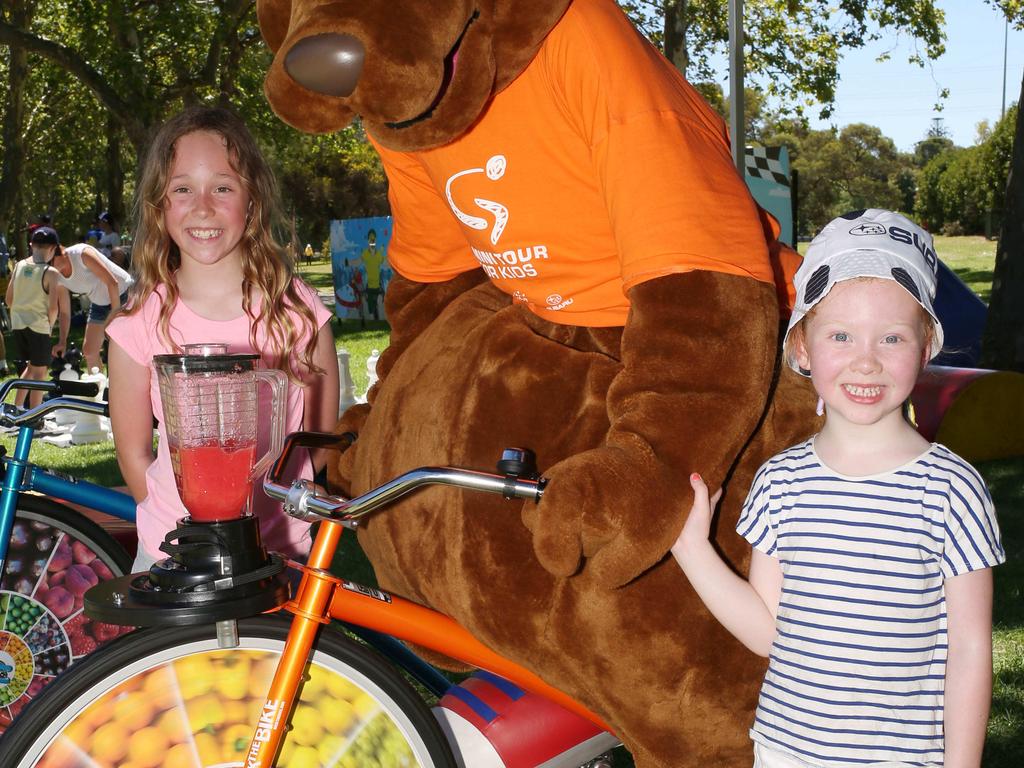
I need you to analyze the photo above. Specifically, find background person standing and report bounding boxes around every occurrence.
[96,211,121,259]
[5,226,70,408]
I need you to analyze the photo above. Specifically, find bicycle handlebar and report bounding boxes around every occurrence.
[263,432,545,527]
[0,378,107,428]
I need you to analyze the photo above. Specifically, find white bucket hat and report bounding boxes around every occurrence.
[785,208,944,374]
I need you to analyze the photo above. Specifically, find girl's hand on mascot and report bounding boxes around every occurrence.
[670,473,722,560]
[521,446,695,587]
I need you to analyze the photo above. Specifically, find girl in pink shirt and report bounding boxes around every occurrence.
[106,106,338,569]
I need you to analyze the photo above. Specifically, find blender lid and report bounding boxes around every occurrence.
[153,352,261,373]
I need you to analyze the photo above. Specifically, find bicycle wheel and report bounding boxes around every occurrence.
[1,495,133,734]
[2,614,456,768]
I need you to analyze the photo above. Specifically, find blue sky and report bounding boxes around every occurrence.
[718,1,1024,152]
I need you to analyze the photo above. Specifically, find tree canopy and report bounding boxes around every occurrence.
[618,1,948,117]
[0,0,384,253]
[915,105,1017,236]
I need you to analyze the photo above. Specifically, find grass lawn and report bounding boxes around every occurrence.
[2,238,1020,764]
[934,234,1000,303]
[985,458,1024,764]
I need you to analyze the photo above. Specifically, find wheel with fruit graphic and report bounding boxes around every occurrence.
[1,614,456,768]
[0,495,133,735]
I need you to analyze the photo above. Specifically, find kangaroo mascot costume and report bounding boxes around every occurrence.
[257,1,817,765]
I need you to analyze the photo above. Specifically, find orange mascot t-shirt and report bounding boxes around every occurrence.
[373,0,794,327]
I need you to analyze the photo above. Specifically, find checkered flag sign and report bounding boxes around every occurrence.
[745,146,790,187]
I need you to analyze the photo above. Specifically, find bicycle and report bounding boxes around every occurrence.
[0,377,137,735]
[0,432,622,768]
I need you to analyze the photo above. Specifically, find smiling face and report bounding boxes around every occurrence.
[163,130,250,274]
[794,279,931,432]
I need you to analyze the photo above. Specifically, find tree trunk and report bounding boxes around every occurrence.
[0,0,35,250]
[104,113,125,225]
[663,0,689,73]
[980,71,1024,372]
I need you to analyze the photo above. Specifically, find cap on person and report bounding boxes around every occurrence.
[29,226,60,246]
[99,211,114,225]
[784,208,944,373]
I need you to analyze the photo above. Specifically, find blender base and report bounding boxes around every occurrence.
[85,516,292,626]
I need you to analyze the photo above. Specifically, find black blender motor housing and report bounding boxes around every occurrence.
[86,515,290,626]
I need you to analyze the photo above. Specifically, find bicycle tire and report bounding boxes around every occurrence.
[1,495,133,735]
[1,614,457,768]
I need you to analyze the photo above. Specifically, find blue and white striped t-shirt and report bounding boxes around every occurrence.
[737,438,1004,767]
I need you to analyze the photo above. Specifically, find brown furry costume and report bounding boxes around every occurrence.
[258,1,819,765]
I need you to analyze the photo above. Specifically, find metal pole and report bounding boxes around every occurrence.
[728,0,745,174]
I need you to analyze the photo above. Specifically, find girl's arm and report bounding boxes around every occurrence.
[53,286,71,356]
[108,340,155,503]
[671,474,782,656]
[302,322,341,473]
[943,567,993,768]
[54,286,72,360]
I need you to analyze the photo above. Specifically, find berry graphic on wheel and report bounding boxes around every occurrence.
[0,515,131,734]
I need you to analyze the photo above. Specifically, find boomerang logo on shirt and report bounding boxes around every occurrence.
[445,155,509,245]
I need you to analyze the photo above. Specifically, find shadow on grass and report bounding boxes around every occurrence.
[327,521,377,586]
[971,457,1023,767]
[983,458,1024,631]
[948,267,995,302]
[986,653,1024,766]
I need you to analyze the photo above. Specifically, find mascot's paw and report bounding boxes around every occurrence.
[328,403,371,497]
[523,445,686,588]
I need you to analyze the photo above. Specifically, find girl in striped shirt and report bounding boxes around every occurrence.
[672,209,1003,768]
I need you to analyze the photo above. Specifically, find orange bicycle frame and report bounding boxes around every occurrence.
[244,518,612,767]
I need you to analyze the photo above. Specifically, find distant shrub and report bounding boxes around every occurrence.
[914,104,1017,236]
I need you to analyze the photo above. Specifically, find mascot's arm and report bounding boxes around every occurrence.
[517,9,788,586]
[330,270,487,495]
[523,269,780,587]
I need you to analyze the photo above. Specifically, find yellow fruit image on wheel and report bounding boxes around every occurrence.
[30,648,425,767]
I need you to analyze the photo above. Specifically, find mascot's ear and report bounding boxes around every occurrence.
[257,0,290,54]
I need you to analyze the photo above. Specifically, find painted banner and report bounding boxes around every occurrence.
[329,216,394,321]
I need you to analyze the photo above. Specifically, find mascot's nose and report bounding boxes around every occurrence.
[285,33,365,97]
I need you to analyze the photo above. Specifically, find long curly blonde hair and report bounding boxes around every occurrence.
[126,105,322,382]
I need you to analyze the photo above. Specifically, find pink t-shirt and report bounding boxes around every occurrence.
[106,279,331,561]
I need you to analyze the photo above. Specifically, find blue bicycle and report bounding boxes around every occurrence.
[0,378,136,734]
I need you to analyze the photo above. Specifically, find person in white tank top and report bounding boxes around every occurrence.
[6,226,72,408]
[50,241,133,371]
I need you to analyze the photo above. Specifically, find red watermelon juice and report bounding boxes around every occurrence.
[174,442,257,521]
